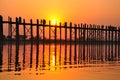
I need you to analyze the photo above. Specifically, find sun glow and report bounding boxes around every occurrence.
[49,15,61,25]
[51,19,57,25]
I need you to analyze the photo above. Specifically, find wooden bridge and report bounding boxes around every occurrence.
[0,15,120,45]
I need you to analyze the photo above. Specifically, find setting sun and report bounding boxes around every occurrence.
[51,19,57,25]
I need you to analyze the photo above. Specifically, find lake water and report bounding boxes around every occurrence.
[0,43,120,80]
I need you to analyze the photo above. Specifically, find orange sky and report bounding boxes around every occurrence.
[0,0,120,26]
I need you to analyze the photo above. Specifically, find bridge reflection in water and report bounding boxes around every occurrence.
[0,43,120,74]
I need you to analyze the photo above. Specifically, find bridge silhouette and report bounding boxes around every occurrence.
[0,15,120,45]
[0,15,120,73]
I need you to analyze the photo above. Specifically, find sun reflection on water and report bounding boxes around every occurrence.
[50,52,55,70]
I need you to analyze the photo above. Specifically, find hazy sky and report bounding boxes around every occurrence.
[0,0,120,26]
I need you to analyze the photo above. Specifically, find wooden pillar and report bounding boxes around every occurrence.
[43,19,45,45]
[83,24,86,43]
[0,15,3,46]
[23,19,26,70]
[8,17,12,42]
[111,27,114,43]
[64,22,67,65]
[36,19,39,70]
[93,25,96,43]
[59,23,61,65]
[78,24,81,64]
[15,17,20,71]
[0,15,3,72]
[29,19,33,68]
[115,28,117,59]
[16,17,19,45]
[101,25,104,43]
[23,19,26,43]
[30,19,33,43]
[118,28,120,58]
[54,23,57,44]
[86,25,88,43]
[48,21,51,67]
[65,22,67,43]
[82,24,86,61]
[60,22,61,42]
[36,19,39,43]
[108,26,111,59]
[74,24,77,64]
[49,21,51,43]
[42,19,46,67]
[69,22,72,64]
[86,25,89,62]
[108,26,111,43]
[105,26,108,43]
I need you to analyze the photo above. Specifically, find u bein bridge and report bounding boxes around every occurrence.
[0,15,120,45]
[0,15,120,72]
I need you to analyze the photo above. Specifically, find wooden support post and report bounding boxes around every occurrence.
[54,23,57,44]
[8,17,12,42]
[111,27,113,43]
[115,28,117,43]
[108,26,111,44]
[78,24,80,64]
[110,26,114,60]
[43,19,45,44]
[36,19,39,43]
[30,19,33,68]
[105,26,108,43]
[36,19,39,70]
[118,28,120,43]
[89,24,92,43]
[49,21,51,43]
[108,26,111,59]
[115,28,117,59]
[0,15,3,70]
[74,24,77,64]
[0,15,3,46]
[16,17,19,45]
[69,22,72,64]
[42,19,46,67]
[94,25,97,43]
[65,22,67,43]
[101,25,104,43]
[64,22,67,65]
[86,25,88,43]
[15,17,20,71]
[83,24,86,61]
[118,28,120,58]
[23,19,26,43]
[59,23,61,65]
[30,19,33,43]
[83,24,86,42]
[86,25,89,62]
[49,21,51,66]
[60,23,61,42]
